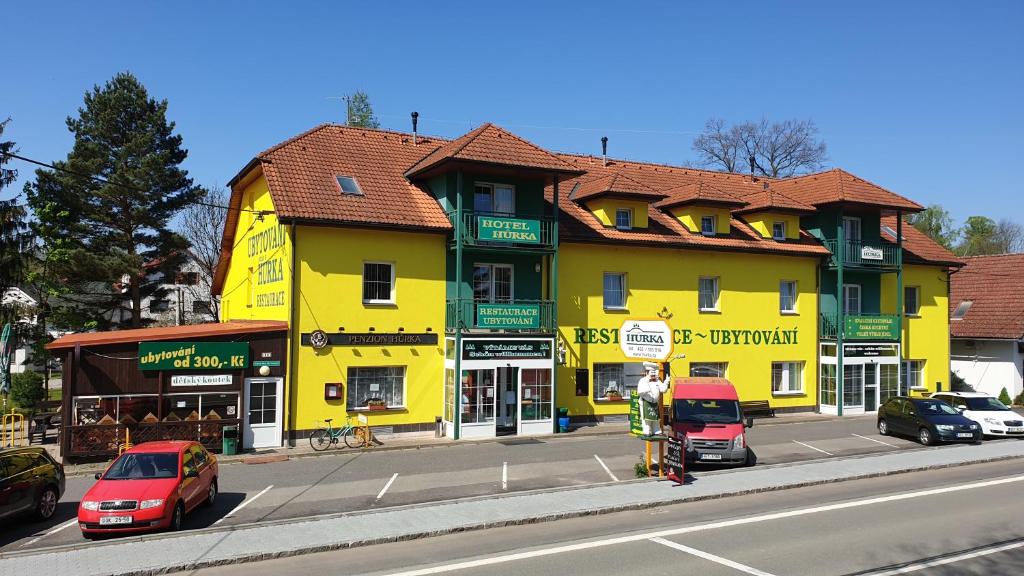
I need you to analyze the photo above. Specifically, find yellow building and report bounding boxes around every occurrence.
[214,122,961,446]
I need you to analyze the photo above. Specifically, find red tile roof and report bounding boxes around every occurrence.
[732,185,816,215]
[654,181,747,209]
[404,123,581,178]
[950,253,1024,340]
[880,216,963,267]
[47,320,288,350]
[773,169,923,212]
[572,172,666,202]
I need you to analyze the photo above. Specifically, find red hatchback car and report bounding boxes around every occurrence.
[79,440,218,537]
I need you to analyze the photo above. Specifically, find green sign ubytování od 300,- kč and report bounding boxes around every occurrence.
[476,215,541,244]
[843,316,899,340]
[475,303,541,329]
[139,341,249,370]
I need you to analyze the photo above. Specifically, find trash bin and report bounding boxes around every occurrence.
[222,425,238,456]
[557,407,570,433]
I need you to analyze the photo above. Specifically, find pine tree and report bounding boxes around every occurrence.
[346,90,380,129]
[25,72,201,329]
[0,118,30,327]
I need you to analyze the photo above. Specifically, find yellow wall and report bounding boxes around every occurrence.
[220,175,292,322]
[881,265,950,394]
[292,226,447,431]
[585,198,650,228]
[557,243,819,416]
[670,206,732,234]
[742,212,801,240]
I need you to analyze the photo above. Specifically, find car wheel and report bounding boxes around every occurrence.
[34,486,58,520]
[205,479,218,507]
[878,419,889,436]
[170,502,185,531]
[919,427,934,446]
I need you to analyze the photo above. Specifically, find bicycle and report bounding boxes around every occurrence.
[309,416,369,451]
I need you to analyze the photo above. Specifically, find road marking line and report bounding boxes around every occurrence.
[214,484,273,525]
[649,537,778,576]
[594,454,619,482]
[377,475,1024,576]
[865,539,1024,575]
[21,518,78,547]
[792,440,834,456]
[853,433,899,448]
[502,462,508,491]
[377,473,399,500]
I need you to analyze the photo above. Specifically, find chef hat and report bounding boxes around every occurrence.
[643,362,659,371]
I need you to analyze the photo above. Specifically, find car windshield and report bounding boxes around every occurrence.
[103,452,179,480]
[914,400,959,416]
[963,397,1010,411]
[673,399,742,424]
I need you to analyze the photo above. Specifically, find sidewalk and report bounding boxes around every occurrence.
[4,435,1021,576]
[58,410,847,476]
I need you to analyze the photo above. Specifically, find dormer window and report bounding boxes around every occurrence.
[773,221,786,241]
[615,208,633,230]
[701,215,716,236]
[336,175,363,196]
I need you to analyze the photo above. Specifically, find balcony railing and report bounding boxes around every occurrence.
[822,239,900,269]
[446,298,555,333]
[448,210,556,251]
[820,312,900,341]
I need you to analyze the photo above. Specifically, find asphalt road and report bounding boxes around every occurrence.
[0,415,997,552]
[169,459,1024,576]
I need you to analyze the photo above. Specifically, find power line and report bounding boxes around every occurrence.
[0,151,271,216]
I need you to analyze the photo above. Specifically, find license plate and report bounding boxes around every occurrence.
[956,433,973,438]
[700,453,723,460]
[1008,427,1023,433]
[99,515,133,525]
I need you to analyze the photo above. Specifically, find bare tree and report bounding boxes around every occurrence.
[692,117,827,178]
[995,218,1024,254]
[179,186,227,322]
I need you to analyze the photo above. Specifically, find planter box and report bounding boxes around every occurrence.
[367,405,388,411]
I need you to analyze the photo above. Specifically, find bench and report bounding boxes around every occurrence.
[740,400,775,418]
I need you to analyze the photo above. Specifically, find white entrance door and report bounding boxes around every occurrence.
[244,377,283,449]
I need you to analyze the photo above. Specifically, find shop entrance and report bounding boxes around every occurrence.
[820,343,900,416]
[243,377,283,449]
[496,367,519,435]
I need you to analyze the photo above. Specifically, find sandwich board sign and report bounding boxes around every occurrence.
[619,319,673,362]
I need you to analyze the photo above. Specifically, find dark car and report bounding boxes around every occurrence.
[0,446,66,523]
[877,396,982,445]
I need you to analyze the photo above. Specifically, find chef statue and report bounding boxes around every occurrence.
[636,361,669,437]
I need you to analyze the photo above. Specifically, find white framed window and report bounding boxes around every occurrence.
[593,362,646,401]
[615,208,633,230]
[473,263,513,303]
[700,215,716,236]
[362,262,395,304]
[780,280,797,313]
[473,182,515,215]
[903,360,925,390]
[772,221,786,240]
[904,286,920,316]
[690,362,727,377]
[603,272,626,309]
[843,216,862,244]
[698,276,719,311]
[347,366,405,409]
[772,362,804,394]
[843,284,861,316]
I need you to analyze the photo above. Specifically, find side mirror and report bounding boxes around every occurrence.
[956,405,966,412]
[94,472,102,480]
[745,417,754,429]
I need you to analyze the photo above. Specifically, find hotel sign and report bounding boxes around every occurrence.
[476,216,541,244]
[462,339,552,360]
[844,316,899,340]
[619,319,673,362]
[860,246,884,261]
[476,303,540,329]
[299,332,439,347]
[139,342,249,370]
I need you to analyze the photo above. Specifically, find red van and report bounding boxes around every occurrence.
[670,377,754,466]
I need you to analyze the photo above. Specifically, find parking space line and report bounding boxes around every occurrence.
[650,537,778,576]
[852,433,899,448]
[865,539,1024,575]
[20,518,78,547]
[791,440,834,456]
[502,462,508,490]
[594,454,619,482]
[376,473,399,500]
[214,484,273,525]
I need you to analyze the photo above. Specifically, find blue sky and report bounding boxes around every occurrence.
[2,1,1022,228]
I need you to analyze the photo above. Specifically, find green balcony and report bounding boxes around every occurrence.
[446,298,556,333]
[820,312,901,341]
[823,239,900,270]
[448,210,556,252]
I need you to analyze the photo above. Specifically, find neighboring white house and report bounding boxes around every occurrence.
[109,251,218,326]
[2,286,42,374]
[950,253,1024,399]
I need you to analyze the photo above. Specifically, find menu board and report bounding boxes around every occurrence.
[666,436,684,485]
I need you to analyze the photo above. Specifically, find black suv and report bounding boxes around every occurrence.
[0,446,65,522]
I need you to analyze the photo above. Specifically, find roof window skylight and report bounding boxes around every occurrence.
[951,300,973,320]
[336,175,363,196]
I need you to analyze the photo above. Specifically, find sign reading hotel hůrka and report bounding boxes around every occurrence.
[844,316,899,340]
[139,342,249,370]
[476,303,540,329]
[619,319,673,362]
[476,215,541,244]
[860,246,884,261]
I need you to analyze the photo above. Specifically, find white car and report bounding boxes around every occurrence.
[931,392,1024,438]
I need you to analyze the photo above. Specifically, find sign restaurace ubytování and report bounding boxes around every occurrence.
[476,215,541,244]
[476,303,540,329]
[139,342,249,370]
